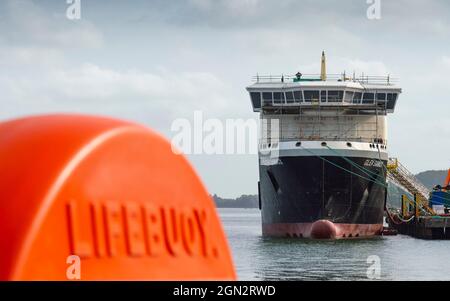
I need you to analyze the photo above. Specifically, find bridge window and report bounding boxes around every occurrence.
[285,91,294,103]
[303,90,319,102]
[377,93,386,101]
[293,91,303,102]
[344,91,354,103]
[328,90,344,102]
[353,92,362,103]
[387,93,397,101]
[362,92,375,104]
[250,92,261,108]
[386,93,398,109]
[273,92,284,104]
[262,92,272,105]
[320,91,327,102]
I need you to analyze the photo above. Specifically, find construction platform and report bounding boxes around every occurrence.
[388,216,450,239]
[385,160,450,240]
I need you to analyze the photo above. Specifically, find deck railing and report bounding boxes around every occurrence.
[253,73,397,85]
[260,136,386,145]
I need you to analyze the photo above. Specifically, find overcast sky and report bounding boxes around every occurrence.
[1,0,449,197]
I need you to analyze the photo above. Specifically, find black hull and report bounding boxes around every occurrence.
[259,156,387,230]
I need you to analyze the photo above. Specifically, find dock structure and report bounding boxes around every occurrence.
[388,215,450,239]
[386,162,450,240]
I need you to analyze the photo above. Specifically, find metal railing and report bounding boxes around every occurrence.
[260,136,386,144]
[253,73,397,85]
[387,158,431,201]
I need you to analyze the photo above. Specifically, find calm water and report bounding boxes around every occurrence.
[218,208,450,280]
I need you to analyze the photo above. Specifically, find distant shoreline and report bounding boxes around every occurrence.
[212,194,258,208]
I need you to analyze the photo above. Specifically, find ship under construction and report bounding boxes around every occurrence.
[246,52,401,239]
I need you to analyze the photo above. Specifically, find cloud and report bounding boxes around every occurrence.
[0,46,65,68]
[442,56,450,67]
[0,0,228,127]
[0,52,232,131]
[189,0,261,16]
[341,59,389,76]
[0,0,236,133]
[0,0,103,48]
[46,63,229,109]
[133,0,366,29]
[383,0,450,36]
[406,55,450,92]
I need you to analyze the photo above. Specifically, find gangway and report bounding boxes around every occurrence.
[387,158,434,215]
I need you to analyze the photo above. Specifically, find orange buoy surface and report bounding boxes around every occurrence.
[0,114,235,280]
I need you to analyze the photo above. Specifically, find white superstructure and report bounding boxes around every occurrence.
[246,53,401,157]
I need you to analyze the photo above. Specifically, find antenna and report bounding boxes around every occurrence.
[320,51,326,81]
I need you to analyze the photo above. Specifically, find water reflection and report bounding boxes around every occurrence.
[219,208,450,281]
[249,237,387,280]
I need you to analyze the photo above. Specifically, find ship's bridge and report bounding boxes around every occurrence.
[246,74,401,114]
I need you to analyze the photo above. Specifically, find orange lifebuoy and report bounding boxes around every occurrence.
[0,114,235,280]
